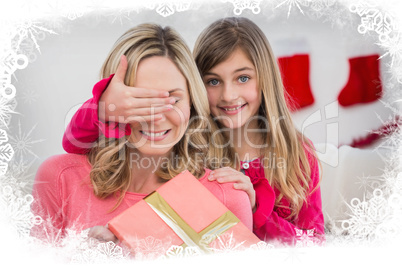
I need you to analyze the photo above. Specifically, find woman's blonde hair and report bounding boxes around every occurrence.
[193,17,321,219]
[88,24,235,210]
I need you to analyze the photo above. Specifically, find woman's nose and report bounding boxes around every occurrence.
[152,113,166,126]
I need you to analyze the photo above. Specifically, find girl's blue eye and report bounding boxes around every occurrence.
[208,79,219,86]
[238,76,249,83]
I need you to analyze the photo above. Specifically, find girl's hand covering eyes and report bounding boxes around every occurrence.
[99,55,177,124]
[208,167,256,212]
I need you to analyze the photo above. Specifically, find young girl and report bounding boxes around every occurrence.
[62,18,325,245]
[31,23,252,246]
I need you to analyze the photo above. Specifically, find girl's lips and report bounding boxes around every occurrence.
[218,103,247,115]
[140,130,170,141]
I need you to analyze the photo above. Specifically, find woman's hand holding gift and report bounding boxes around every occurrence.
[87,225,118,243]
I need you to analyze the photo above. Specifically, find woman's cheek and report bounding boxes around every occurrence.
[168,102,191,128]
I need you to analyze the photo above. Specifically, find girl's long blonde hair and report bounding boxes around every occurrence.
[193,17,321,219]
[88,24,235,210]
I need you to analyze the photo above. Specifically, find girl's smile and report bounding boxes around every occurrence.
[218,103,247,115]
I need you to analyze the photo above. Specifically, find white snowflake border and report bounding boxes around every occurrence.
[0,0,402,263]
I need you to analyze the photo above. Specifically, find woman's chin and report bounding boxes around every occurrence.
[136,147,173,157]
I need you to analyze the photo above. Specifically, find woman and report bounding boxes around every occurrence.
[61,17,325,245]
[31,23,252,247]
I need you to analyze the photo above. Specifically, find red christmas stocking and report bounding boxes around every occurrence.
[338,54,382,107]
[278,54,314,111]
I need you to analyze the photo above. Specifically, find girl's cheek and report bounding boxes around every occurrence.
[206,89,219,103]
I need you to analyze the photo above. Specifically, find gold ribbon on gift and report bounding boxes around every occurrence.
[145,192,239,253]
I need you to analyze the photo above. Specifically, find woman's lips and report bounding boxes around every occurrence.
[140,129,170,141]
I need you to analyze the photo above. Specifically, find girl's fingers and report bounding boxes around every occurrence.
[114,55,128,82]
[126,105,174,116]
[131,87,170,98]
[233,182,250,191]
[209,169,241,180]
[124,114,165,124]
[234,183,256,210]
[133,96,177,107]
[216,176,243,183]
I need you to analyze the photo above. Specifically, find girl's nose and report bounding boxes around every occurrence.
[221,83,239,102]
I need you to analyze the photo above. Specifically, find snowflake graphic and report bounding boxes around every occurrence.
[147,1,195,17]
[305,0,339,21]
[341,189,392,241]
[164,245,202,258]
[0,161,8,175]
[74,240,127,263]
[13,36,42,64]
[96,241,125,259]
[0,129,8,144]
[377,33,402,83]
[175,1,192,12]
[71,248,103,264]
[0,185,42,238]
[355,174,381,192]
[1,51,28,82]
[275,0,310,18]
[0,143,14,162]
[56,228,128,263]
[378,33,402,67]
[104,8,135,25]
[295,228,316,247]
[249,240,274,251]
[156,3,175,17]
[4,158,36,192]
[0,96,17,128]
[282,245,306,264]
[13,20,57,53]
[0,129,10,168]
[0,51,27,100]
[8,121,45,160]
[309,0,336,12]
[382,171,402,195]
[209,232,246,253]
[20,88,39,104]
[47,1,88,21]
[224,0,262,15]
[349,1,395,43]
[134,236,168,260]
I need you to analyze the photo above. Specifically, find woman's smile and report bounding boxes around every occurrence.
[140,129,171,141]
